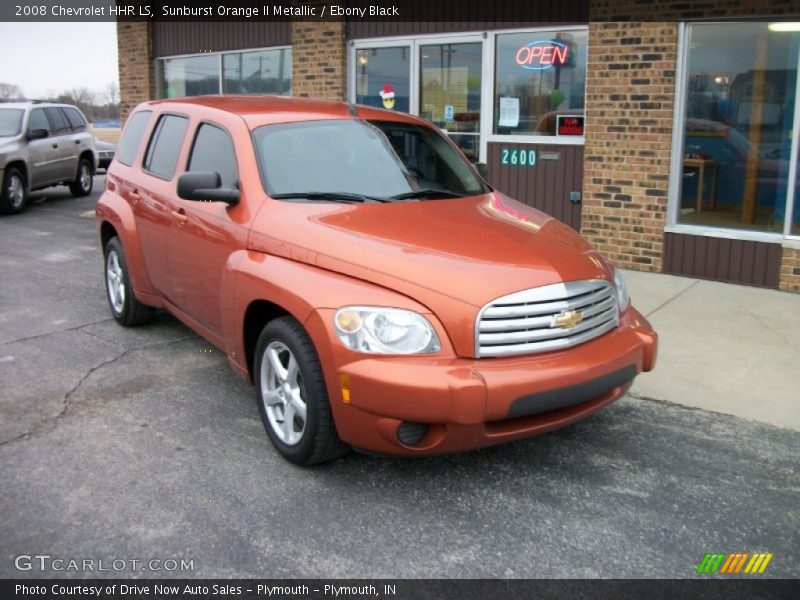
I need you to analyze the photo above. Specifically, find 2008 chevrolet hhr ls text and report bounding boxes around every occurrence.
[96,96,657,465]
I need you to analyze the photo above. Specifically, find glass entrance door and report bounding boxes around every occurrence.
[418,42,483,162]
[351,37,486,162]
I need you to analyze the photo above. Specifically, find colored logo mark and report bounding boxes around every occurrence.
[696,552,773,574]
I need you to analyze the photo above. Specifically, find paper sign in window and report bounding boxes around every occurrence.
[498,97,520,127]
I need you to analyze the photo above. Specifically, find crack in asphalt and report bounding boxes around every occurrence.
[1,318,115,347]
[0,336,197,449]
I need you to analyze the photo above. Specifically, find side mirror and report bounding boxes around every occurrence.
[475,162,490,180]
[26,128,49,140]
[177,171,239,205]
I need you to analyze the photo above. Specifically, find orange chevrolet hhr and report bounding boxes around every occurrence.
[96,96,657,465]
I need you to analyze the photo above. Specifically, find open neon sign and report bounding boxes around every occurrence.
[515,40,569,71]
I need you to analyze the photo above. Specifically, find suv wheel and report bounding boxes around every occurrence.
[104,237,156,326]
[0,167,27,214]
[69,158,93,197]
[254,317,348,465]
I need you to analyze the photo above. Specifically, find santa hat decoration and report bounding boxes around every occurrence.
[379,84,395,100]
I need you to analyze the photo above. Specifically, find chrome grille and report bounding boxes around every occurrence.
[475,279,619,357]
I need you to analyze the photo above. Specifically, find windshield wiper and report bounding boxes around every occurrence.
[270,192,390,204]
[390,188,466,200]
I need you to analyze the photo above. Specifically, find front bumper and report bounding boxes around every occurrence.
[314,307,657,455]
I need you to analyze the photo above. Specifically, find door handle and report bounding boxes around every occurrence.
[51,143,58,148]
[74,140,81,144]
[171,209,188,226]
[128,189,140,206]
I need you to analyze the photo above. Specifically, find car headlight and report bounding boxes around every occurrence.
[613,268,630,313]
[334,306,441,354]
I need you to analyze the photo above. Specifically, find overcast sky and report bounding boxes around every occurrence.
[0,22,118,99]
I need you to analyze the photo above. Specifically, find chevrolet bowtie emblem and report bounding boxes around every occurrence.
[552,309,583,329]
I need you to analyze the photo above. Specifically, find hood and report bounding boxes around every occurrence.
[248,192,611,310]
[0,136,21,150]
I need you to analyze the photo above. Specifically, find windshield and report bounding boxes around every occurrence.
[252,119,489,200]
[0,109,24,137]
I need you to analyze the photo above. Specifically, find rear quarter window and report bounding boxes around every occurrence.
[116,111,152,167]
[143,114,189,180]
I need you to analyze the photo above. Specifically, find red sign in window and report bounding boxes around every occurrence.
[557,115,585,136]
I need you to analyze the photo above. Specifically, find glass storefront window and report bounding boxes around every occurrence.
[678,23,799,233]
[223,49,291,95]
[419,42,482,161]
[355,47,410,113]
[161,55,220,98]
[494,30,587,136]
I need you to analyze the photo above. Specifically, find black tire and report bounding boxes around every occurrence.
[69,157,93,197]
[0,166,27,215]
[103,237,156,326]
[254,316,348,465]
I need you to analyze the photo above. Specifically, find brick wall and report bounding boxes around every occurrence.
[580,22,678,272]
[780,248,800,293]
[591,0,800,20]
[291,8,346,100]
[117,22,153,124]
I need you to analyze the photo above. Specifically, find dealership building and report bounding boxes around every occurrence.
[117,1,800,292]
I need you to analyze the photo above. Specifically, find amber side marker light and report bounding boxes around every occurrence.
[339,373,351,404]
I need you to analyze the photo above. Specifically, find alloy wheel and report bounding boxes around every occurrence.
[79,163,92,192]
[105,249,125,314]
[260,341,307,445]
[7,174,24,209]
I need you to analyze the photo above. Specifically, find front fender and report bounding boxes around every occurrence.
[95,191,156,298]
[223,250,435,378]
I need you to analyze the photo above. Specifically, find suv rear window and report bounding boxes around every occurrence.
[116,111,152,167]
[143,114,189,180]
[62,107,87,131]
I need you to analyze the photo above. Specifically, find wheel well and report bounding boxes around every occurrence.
[100,221,117,253]
[243,300,290,379]
[80,150,95,173]
[4,160,27,186]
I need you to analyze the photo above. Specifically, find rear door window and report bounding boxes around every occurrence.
[116,110,152,166]
[143,114,188,180]
[187,123,238,188]
[45,107,71,135]
[62,107,87,131]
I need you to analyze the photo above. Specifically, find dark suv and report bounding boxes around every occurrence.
[0,101,97,214]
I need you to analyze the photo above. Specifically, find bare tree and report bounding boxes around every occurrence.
[0,82,24,101]
[104,81,119,106]
[58,87,95,119]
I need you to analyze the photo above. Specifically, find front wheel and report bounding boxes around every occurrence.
[69,158,93,197]
[0,167,27,214]
[254,316,348,465]
[104,237,156,326]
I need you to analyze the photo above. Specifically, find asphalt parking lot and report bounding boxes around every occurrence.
[0,179,798,579]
